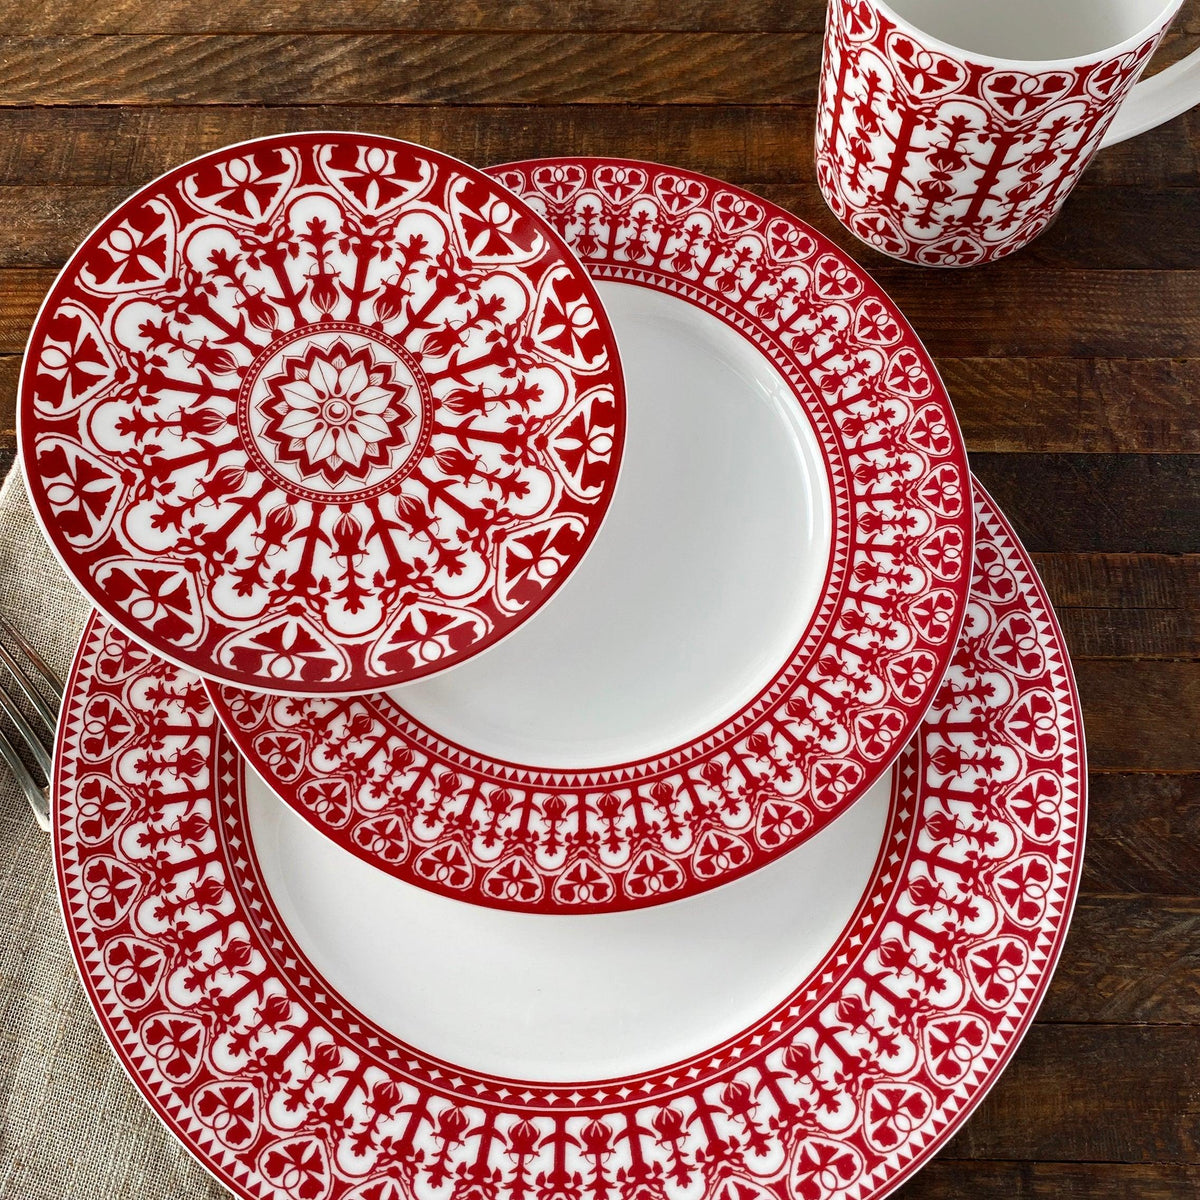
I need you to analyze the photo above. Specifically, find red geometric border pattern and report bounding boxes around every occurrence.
[55,481,1084,1200]
[207,157,974,913]
[20,133,625,694]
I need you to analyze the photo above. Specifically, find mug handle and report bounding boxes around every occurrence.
[1101,48,1200,146]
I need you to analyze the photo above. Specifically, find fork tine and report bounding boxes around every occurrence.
[0,725,50,831]
[0,613,63,697]
[0,614,60,832]
[0,680,52,775]
[0,614,61,731]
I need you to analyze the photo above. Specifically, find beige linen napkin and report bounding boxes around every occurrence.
[0,464,228,1199]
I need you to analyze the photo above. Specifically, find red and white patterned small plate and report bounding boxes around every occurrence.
[54,481,1083,1200]
[207,158,974,912]
[19,133,625,695]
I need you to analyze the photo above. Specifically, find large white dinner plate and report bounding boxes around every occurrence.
[55,480,1083,1200]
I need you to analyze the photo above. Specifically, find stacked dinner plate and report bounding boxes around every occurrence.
[21,133,1084,1200]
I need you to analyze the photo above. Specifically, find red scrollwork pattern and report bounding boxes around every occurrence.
[208,157,973,913]
[816,0,1164,265]
[56,481,1084,1200]
[22,133,624,693]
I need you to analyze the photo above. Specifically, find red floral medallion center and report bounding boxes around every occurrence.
[246,327,426,495]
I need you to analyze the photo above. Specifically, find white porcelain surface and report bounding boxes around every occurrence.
[391,281,834,769]
[886,0,1174,60]
[248,762,890,1081]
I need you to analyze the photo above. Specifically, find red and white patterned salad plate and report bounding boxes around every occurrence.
[54,480,1084,1200]
[19,134,626,696]
[207,157,975,914]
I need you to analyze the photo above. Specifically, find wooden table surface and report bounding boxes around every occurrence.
[2,2,1198,1197]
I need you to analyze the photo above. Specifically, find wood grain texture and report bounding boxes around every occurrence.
[937,1025,1200,1163]
[2,0,1198,36]
[1083,774,1200,896]
[5,180,1200,274]
[1077,661,1200,772]
[947,360,1200,453]
[0,30,1195,107]
[0,104,1191,191]
[1089,108,1200,186]
[1084,772,1200,897]
[971,456,1200,555]
[896,1162,1200,1200]
[0,107,824,186]
[872,270,1200,359]
[1039,898,1200,1023]
[0,271,51,353]
[0,33,822,105]
[0,0,838,33]
[0,0,840,34]
[1031,554,1200,659]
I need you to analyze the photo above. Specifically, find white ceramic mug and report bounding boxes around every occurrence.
[816,0,1200,265]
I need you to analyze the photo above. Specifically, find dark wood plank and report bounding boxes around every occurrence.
[0,271,51,353]
[1077,661,1200,772]
[1091,108,1200,187]
[0,0,835,33]
[4,0,1198,36]
[0,186,130,266]
[0,104,1193,199]
[937,1025,1200,1162]
[948,360,1200,454]
[1084,774,1200,896]
[1032,554,1200,659]
[896,1161,1200,1199]
[0,107,820,186]
[5,180,1199,274]
[0,33,822,105]
[1026,186,1200,271]
[972,456,1200,555]
[1040,898,1200,1024]
[873,270,1200,360]
[0,31,1193,107]
[0,359,18,430]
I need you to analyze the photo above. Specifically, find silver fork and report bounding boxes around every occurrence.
[0,614,63,832]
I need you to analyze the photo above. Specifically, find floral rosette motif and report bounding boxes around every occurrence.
[208,158,974,913]
[815,0,1164,265]
[20,133,624,693]
[56,483,1084,1200]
